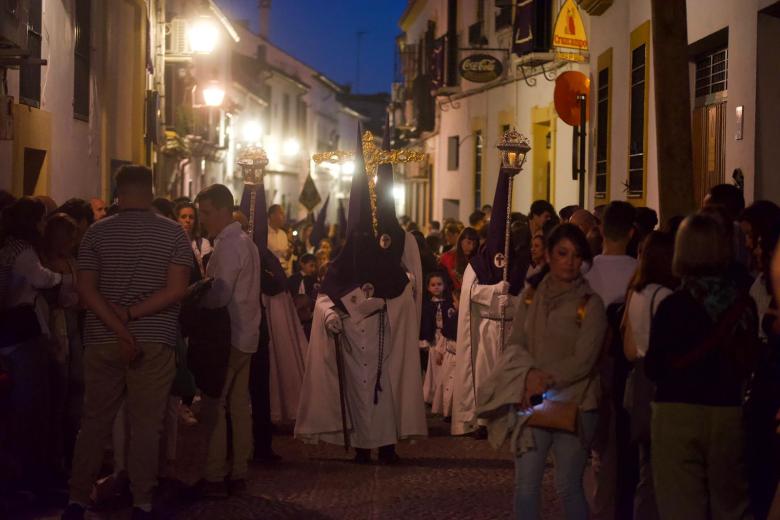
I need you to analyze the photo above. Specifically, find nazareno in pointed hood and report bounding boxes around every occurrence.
[310,194,329,249]
[374,116,407,267]
[468,167,526,296]
[240,180,288,295]
[320,125,409,306]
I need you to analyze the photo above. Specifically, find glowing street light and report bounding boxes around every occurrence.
[188,17,219,54]
[202,81,225,107]
[283,138,300,157]
[241,120,262,143]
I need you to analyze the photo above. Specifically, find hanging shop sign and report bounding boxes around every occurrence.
[552,0,589,62]
[459,54,504,83]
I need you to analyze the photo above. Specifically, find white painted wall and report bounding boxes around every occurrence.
[588,0,774,211]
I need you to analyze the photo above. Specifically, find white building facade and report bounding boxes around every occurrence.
[586,0,780,210]
[396,0,591,226]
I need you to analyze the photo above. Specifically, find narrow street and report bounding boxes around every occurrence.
[168,416,566,519]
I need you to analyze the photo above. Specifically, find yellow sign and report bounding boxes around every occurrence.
[553,0,588,52]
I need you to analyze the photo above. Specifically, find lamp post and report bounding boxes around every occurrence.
[495,128,531,351]
[187,16,219,54]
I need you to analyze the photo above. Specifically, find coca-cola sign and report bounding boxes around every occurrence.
[459,54,504,83]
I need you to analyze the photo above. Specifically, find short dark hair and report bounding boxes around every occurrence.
[115,164,153,190]
[706,184,744,222]
[468,210,486,226]
[196,184,234,210]
[2,196,46,243]
[559,205,581,222]
[602,201,636,241]
[56,198,94,225]
[546,223,593,263]
[300,253,316,265]
[635,207,658,234]
[151,197,176,220]
[430,220,441,231]
[530,200,555,218]
[267,204,283,217]
[481,204,492,212]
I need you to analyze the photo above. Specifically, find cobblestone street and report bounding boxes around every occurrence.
[164,415,566,519]
[11,414,573,519]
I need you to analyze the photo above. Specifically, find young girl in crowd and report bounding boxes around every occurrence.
[421,273,458,418]
[439,227,479,294]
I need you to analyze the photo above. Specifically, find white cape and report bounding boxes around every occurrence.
[262,291,308,424]
[295,232,426,448]
[451,265,519,435]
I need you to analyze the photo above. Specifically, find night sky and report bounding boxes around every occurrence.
[216,0,407,94]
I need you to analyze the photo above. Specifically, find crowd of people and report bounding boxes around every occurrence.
[1,151,780,520]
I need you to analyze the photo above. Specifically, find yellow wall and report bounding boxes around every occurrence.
[11,104,52,196]
[531,104,556,206]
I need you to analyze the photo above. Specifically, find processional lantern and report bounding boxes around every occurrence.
[496,128,531,172]
[236,146,269,237]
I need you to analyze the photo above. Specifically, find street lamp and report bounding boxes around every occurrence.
[241,120,262,143]
[202,81,225,107]
[188,17,219,54]
[283,138,300,157]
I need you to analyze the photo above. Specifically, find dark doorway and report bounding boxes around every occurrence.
[23,147,46,195]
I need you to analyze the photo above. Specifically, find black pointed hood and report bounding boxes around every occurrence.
[375,116,406,264]
[240,181,288,295]
[320,125,409,306]
[310,194,329,249]
[469,167,526,295]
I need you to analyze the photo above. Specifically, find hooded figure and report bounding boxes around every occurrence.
[295,127,427,463]
[451,167,527,436]
[240,181,308,424]
[309,195,329,253]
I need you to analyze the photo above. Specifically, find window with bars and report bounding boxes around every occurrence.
[20,0,42,107]
[695,47,728,99]
[474,130,483,210]
[73,0,91,120]
[595,62,610,199]
[628,41,647,199]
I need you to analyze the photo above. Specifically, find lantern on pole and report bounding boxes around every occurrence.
[495,128,531,351]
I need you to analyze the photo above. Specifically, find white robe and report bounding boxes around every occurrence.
[262,291,308,424]
[295,232,426,448]
[451,265,519,435]
[422,329,457,417]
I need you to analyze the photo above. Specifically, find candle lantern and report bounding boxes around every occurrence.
[496,128,531,172]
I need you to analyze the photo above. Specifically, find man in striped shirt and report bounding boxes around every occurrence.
[63,165,191,520]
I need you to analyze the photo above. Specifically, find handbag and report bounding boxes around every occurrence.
[526,399,579,432]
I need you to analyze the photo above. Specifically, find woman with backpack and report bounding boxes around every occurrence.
[646,214,758,520]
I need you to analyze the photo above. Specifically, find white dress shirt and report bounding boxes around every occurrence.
[584,254,638,307]
[203,222,261,353]
[268,226,291,274]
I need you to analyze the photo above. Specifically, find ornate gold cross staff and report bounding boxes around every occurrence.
[312,130,426,236]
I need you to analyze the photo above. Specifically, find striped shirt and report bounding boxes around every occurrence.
[78,209,192,346]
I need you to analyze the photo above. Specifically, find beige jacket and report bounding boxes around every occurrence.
[476,274,607,454]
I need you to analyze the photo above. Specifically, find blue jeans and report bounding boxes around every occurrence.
[514,411,598,520]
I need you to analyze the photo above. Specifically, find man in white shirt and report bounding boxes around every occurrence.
[584,200,638,520]
[196,184,261,497]
[267,204,292,275]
